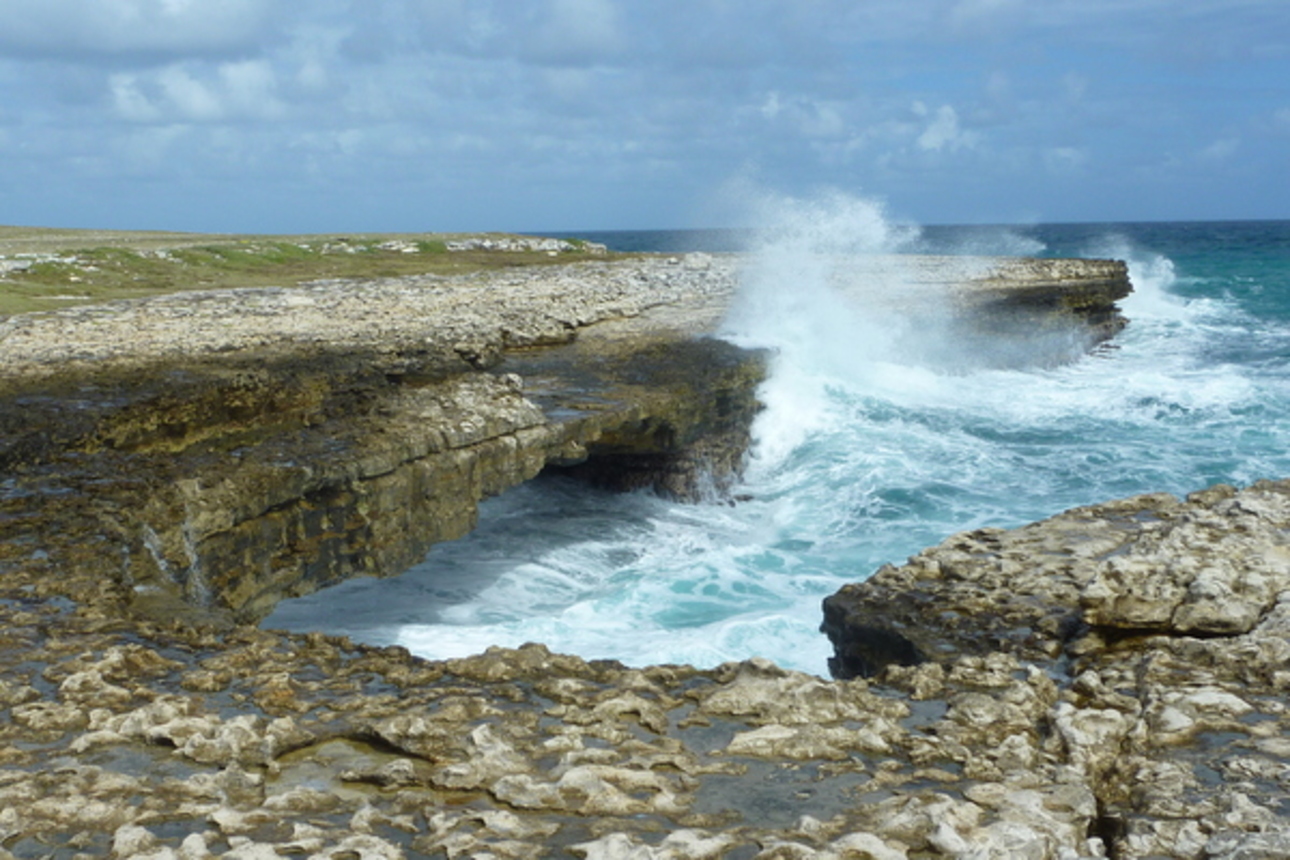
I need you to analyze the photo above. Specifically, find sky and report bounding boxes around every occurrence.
[1,0,1287,234]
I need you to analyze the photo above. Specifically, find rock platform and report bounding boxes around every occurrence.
[5,482,1288,859]
[6,249,1249,859]
[823,481,1290,859]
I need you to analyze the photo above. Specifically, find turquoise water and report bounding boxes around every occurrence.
[264,207,1290,675]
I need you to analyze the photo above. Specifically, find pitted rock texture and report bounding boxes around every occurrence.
[0,255,727,381]
[824,480,1290,859]
[6,487,1285,858]
[0,602,1110,859]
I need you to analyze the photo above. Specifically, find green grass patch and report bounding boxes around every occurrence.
[0,229,621,317]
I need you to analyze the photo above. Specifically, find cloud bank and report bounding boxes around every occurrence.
[1,0,1286,231]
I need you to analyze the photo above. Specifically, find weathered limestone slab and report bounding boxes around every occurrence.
[822,480,1290,859]
[0,603,1111,859]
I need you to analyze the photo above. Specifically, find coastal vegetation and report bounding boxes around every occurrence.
[0,226,611,316]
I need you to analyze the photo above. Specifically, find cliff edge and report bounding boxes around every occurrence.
[0,254,762,625]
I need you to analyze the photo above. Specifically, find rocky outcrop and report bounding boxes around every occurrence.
[830,255,1132,367]
[823,480,1290,859]
[0,255,761,625]
[442,236,607,253]
[0,602,1099,859]
[7,482,1282,859]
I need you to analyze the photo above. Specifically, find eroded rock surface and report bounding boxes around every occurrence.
[824,480,1290,859]
[0,601,1113,859]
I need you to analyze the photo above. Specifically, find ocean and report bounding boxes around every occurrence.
[263,201,1290,676]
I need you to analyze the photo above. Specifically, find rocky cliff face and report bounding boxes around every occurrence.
[0,255,762,624]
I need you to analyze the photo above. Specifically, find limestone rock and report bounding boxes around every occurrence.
[821,479,1290,860]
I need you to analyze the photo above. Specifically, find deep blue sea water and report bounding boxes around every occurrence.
[265,206,1290,675]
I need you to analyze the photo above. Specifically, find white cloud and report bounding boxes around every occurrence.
[760,91,783,120]
[278,23,348,94]
[3,0,1289,231]
[1198,137,1239,161]
[158,66,223,120]
[110,73,160,122]
[296,59,330,92]
[915,104,978,152]
[758,92,848,138]
[219,60,283,118]
[109,60,283,123]
[0,0,276,58]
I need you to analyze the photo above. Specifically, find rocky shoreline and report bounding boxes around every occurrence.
[4,249,1276,858]
[823,480,1290,858]
[4,482,1287,858]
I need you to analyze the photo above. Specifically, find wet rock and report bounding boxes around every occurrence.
[570,830,740,860]
[113,823,160,857]
[12,699,88,733]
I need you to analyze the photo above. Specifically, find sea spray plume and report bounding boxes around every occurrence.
[722,192,919,360]
[718,191,1091,376]
[719,191,927,470]
[719,192,1139,475]
[1087,235,1186,322]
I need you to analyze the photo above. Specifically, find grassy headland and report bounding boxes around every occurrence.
[0,226,613,317]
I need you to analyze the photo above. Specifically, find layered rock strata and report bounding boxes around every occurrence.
[0,255,760,624]
[823,480,1290,859]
